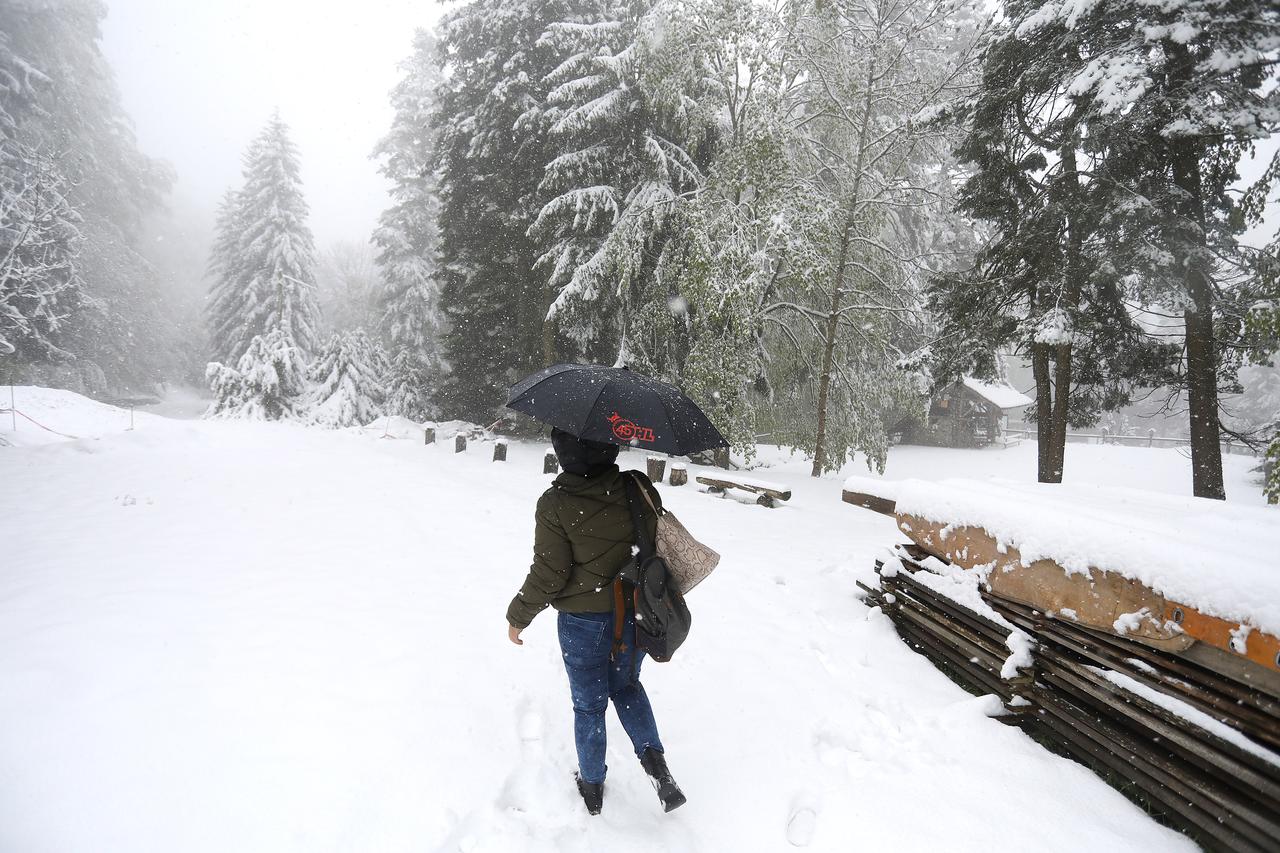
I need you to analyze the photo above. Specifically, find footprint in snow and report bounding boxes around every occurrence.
[786,804,818,847]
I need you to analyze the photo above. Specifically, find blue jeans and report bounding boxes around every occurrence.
[557,609,664,784]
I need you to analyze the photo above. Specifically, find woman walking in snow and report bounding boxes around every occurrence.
[506,428,685,816]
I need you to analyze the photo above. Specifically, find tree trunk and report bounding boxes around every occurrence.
[1046,343,1071,483]
[1032,343,1055,482]
[1167,44,1225,500]
[811,58,878,478]
[810,282,844,477]
[1172,155,1224,499]
[1184,296,1225,498]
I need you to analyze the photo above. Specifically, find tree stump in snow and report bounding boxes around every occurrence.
[669,465,687,487]
[544,451,559,475]
[493,441,507,462]
[455,434,467,453]
[646,456,666,483]
[424,427,435,445]
[712,447,730,469]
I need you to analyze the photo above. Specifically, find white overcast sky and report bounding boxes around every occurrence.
[101,0,448,247]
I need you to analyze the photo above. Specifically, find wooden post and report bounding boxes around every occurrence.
[424,427,436,445]
[455,434,467,453]
[669,465,687,487]
[646,456,666,483]
[493,440,507,462]
[544,450,559,474]
[712,447,730,469]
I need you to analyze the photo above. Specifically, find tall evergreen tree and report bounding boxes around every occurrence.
[930,0,1176,484]
[373,28,446,421]
[205,115,319,420]
[532,0,718,365]
[433,0,594,422]
[1077,0,1279,499]
[206,113,320,367]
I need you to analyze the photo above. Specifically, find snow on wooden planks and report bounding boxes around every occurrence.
[842,476,1280,675]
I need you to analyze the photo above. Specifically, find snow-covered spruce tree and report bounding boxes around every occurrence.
[533,0,718,367]
[305,328,390,428]
[774,0,984,476]
[205,114,319,419]
[641,0,806,456]
[205,188,248,365]
[206,113,320,369]
[205,327,308,421]
[373,28,445,421]
[927,0,1179,484]
[434,0,596,423]
[1076,0,1279,500]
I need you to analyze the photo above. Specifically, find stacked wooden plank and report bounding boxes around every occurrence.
[846,484,1280,852]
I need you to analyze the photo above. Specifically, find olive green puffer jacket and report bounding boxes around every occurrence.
[506,465,661,629]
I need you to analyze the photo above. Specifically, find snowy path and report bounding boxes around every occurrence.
[0,414,1207,851]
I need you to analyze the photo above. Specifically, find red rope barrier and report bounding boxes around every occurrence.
[0,407,80,440]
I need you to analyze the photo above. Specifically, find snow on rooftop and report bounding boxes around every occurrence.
[890,477,1280,638]
[962,376,1033,410]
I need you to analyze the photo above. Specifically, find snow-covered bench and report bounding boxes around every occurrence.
[696,474,792,507]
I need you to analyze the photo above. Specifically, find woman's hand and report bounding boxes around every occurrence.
[508,624,524,646]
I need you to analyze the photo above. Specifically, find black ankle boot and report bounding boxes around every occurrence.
[575,773,603,815]
[640,748,686,813]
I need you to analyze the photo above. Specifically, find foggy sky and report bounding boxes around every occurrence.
[101,0,447,248]
[100,1,1276,254]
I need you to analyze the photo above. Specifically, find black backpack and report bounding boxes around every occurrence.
[609,473,692,663]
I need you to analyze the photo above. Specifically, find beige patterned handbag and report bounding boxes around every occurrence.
[632,474,720,593]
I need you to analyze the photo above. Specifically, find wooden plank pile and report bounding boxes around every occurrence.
[846,487,1280,852]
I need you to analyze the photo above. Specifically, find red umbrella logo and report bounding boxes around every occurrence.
[609,412,655,444]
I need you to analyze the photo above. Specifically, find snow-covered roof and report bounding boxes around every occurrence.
[961,376,1033,410]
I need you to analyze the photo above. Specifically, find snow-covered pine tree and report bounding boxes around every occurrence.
[1078,0,1278,500]
[232,113,320,360]
[205,114,319,419]
[434,0,596,423]
[373,28,445,421]
[959,0,1279,499]
[205,188,248,365]
[928,0,1179,485]
[205,327,308,421]
[306,328,390,428]
[532,0,718,366]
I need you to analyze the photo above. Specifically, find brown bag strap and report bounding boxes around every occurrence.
[610,576,627,660]
[629,471,661,516]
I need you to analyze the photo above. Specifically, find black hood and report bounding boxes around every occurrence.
[551,428,619,477]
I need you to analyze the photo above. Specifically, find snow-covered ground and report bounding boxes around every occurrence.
[3,388,1256,851]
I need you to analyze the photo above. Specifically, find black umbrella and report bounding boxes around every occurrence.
[506,363,728,456]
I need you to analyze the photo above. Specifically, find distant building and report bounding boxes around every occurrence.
[898,376,1033,449]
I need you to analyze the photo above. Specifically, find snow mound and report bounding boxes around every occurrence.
[0,386,174,448]
[351,415,428,440]
[890,477,1280,637]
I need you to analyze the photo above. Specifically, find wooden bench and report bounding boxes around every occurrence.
[696,474,792,508]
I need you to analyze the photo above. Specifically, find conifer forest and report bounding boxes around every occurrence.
[2,0,1278,499]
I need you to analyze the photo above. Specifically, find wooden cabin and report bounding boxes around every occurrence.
[901,376,1032,449]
